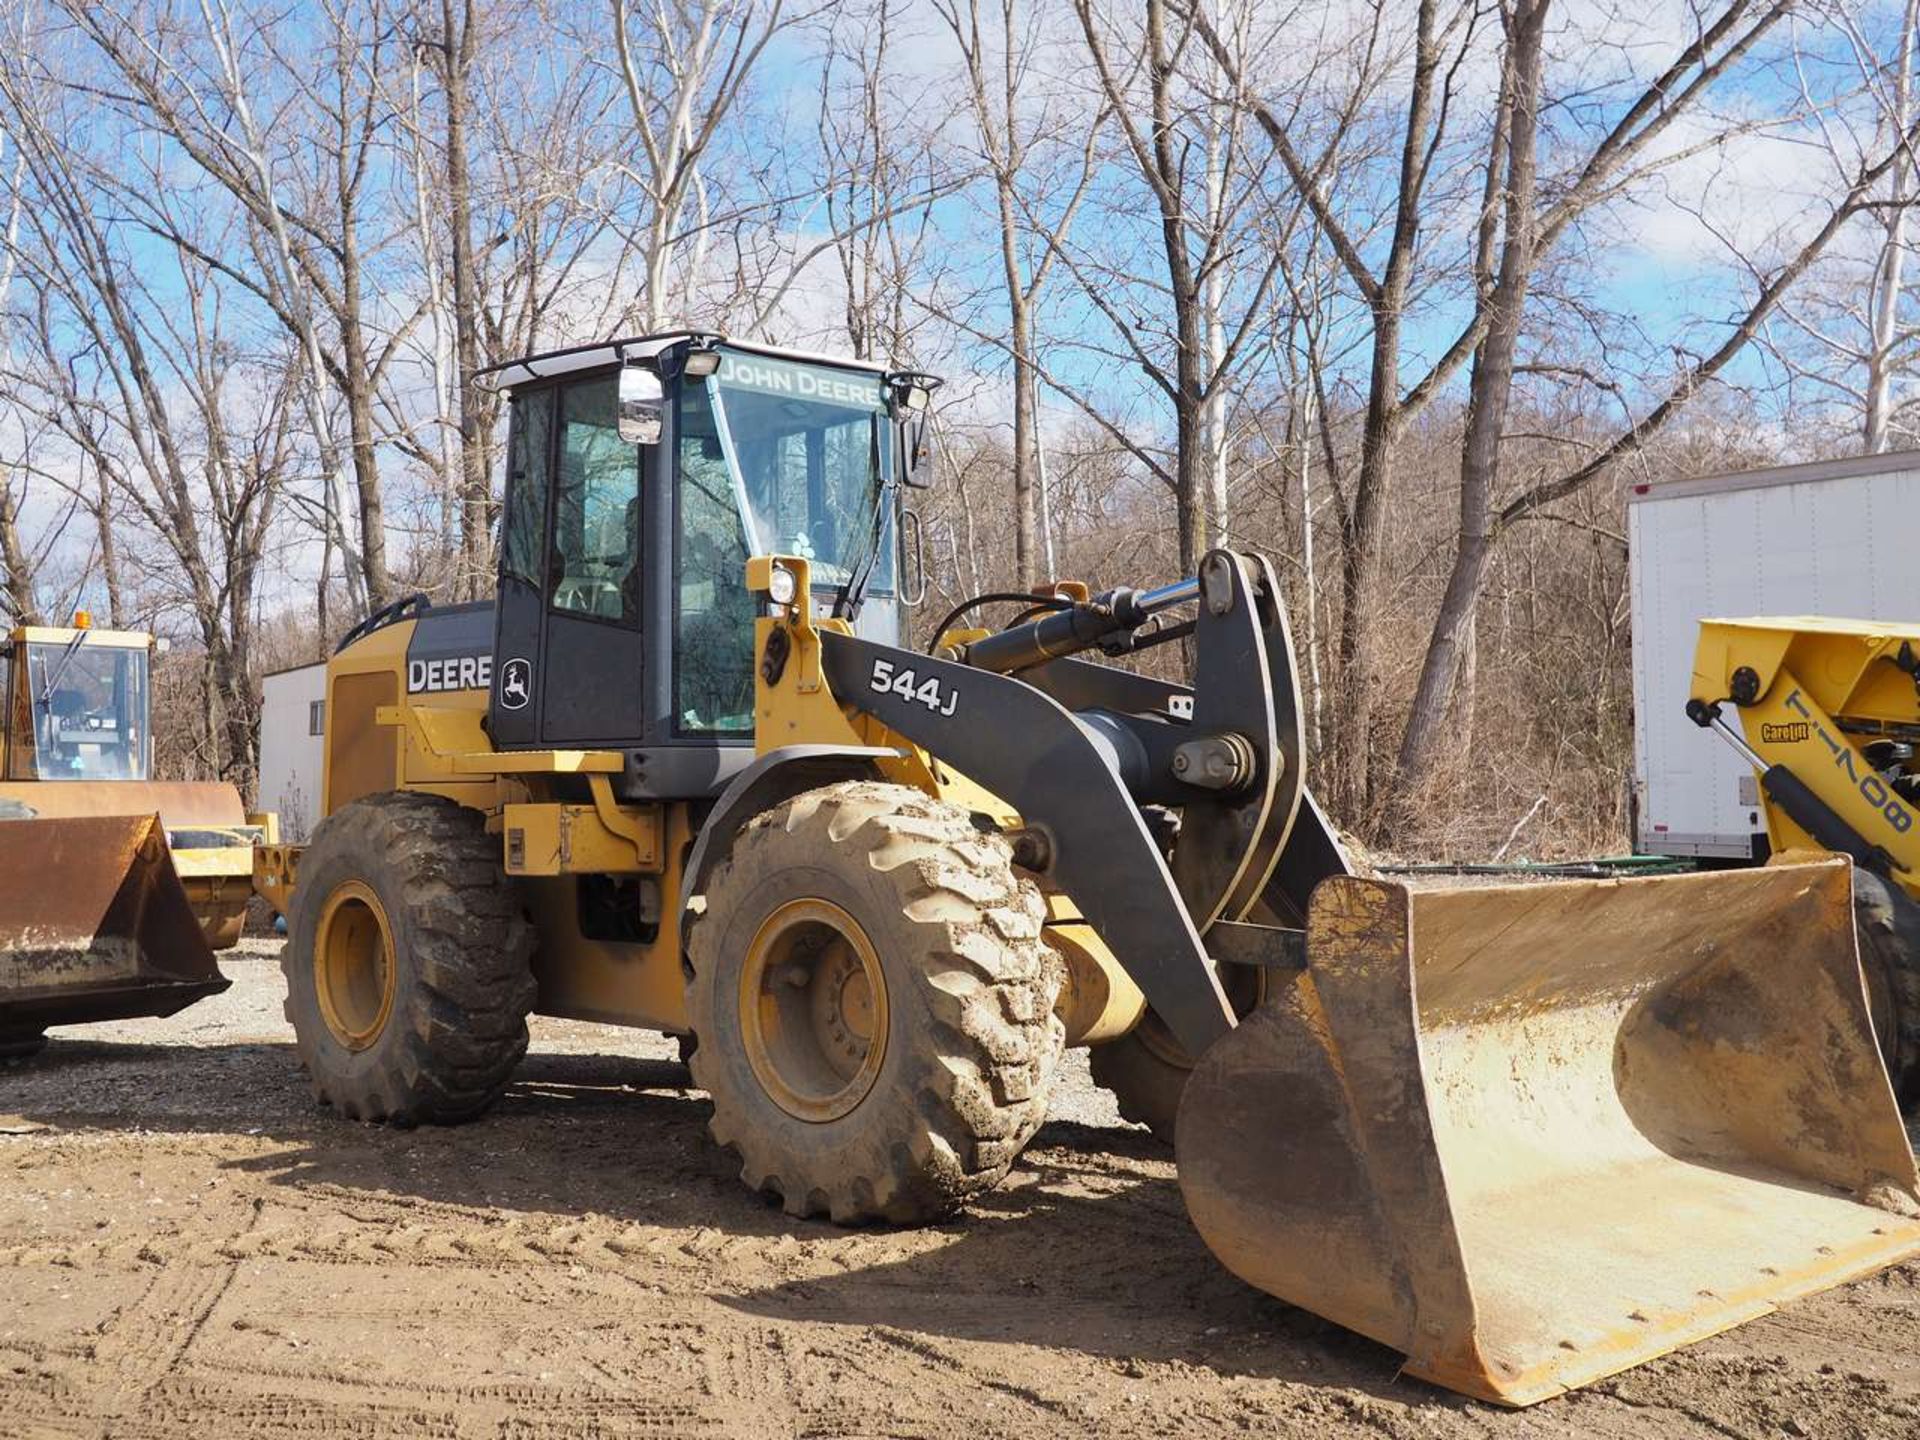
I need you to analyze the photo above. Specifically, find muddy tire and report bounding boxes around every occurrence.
[284,792,537,1125]
[1856,870,1920,1114]
[0,1028,46,1062]
[686,781,1062,1224]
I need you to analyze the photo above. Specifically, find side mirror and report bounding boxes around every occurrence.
[617,362,664,445]
[903,413,937,489]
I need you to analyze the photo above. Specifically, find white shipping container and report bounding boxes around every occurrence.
[1628,450,1920,859]
[259,661,327,842]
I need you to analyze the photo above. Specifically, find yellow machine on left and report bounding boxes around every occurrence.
[0,618,261,1058]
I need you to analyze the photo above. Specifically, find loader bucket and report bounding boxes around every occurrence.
[1176,859,1920,1406]
[0,782,256,952]
[0,813,228,1040]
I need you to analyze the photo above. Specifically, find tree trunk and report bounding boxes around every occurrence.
[1328,0,1439,828]
[1008,294,1040,585]
[93,466,123,628]
[1864,0,1917,454]
[0,483,40,625]
[336,145,388,610]
[1392,0,1548,814]
[1173,395,1204,576]
[439,0,491,598]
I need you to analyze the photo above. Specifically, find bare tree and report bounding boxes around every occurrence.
[934,0,1101,584]
[607,0,794,330]
[0,46,291,785]
[1392,3,1920,811]
[52,0,410,612]
[410,0,492,597]
[1066,0,1283,577]
[1766,0,1920,452]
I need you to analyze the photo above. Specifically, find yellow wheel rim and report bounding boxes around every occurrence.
[738,897,889,1123]
[314,880,397,1052]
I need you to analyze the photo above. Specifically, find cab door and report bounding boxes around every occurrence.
[491,373,649,748]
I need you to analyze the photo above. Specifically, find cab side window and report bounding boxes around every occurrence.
[501,388,552,587]
[550,376,643,625]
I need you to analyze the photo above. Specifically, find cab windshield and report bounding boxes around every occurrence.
[672,348,897,736]
[19,639,151,781]
[707,348,895,591]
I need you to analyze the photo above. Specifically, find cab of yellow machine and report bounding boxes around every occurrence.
[1,622,154,782]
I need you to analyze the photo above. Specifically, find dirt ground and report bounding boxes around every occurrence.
[3,944,1919,1439]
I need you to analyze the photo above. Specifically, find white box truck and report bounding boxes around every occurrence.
[1629,449,1920,859]
[258,660,327,842]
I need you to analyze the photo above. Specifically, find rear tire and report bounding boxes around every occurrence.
[686,781,1062,1223]
[1856,870,1920,1113]
[284,792,537,1125]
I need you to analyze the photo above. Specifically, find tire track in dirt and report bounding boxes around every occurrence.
[6,959,1920,1439]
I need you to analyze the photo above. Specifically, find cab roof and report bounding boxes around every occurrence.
[9,625,152,649]
[474,331,892,393]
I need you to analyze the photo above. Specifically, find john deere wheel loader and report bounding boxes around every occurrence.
[0,618,246,1057]
[266,332,1920,1406]
[1690,616,1920,1110]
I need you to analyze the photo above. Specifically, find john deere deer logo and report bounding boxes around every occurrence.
[499,658,532,711]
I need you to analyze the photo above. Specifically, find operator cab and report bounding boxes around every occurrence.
[0,622,154,782]
[480,331,935,797]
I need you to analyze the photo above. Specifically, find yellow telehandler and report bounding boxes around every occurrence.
[0,618,256,1056]
[256,334,1920,1406]
[1690,616,1920,1108]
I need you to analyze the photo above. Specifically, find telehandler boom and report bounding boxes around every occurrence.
[261,334,1920,1406]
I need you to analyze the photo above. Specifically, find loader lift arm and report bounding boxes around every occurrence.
[819,550,1324,1057]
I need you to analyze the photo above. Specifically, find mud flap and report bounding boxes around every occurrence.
[0,814,229,1034]
[1175,859,1920,1405]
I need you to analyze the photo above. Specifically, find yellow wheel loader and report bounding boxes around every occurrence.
[0,619,253,1057]
[1690,616,1920,1110]
[263,334,1920,1406]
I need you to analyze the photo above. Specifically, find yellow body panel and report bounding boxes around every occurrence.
[1043,889,1146,1045]
[292,564,1123,1038]
[302,617,698,1032]
[502,799,662,875]
[253,843,300,918]
[523,807,697,1031]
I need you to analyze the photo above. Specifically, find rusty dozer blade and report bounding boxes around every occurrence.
[1176,858,1920,1406]
[0,813,228,1037]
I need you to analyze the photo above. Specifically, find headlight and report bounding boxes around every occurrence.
[767,563,798,606]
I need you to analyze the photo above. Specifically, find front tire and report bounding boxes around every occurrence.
[284,792,537,1125]
[686,781,1062,1223]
